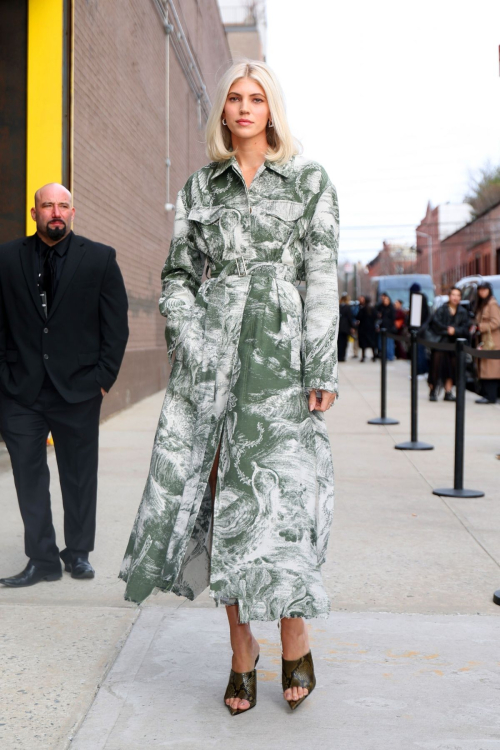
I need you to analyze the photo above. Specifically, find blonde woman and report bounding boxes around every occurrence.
[120,60,339,715]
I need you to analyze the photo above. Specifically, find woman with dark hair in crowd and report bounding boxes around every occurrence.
[428,287,469,402]
[375,292,396,361]
[356,294,378,361]
[474,282,500,404]
[338,293,355,362]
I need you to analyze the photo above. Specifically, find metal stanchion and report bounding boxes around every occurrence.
[395,329,434,451]
[368,328,399,426]
[433,338,484,498]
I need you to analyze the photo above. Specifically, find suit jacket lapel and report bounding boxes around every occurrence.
[48,234,86,319]
[19,235,46,321]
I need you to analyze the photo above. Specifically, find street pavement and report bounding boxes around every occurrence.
[1,354,499,749]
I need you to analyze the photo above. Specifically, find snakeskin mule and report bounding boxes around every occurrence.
[224,655,260,716]
[282,650,316,711]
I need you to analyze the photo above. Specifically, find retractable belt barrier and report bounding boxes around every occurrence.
[369,329,500,499]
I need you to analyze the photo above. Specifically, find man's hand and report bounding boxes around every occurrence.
[101,388,107,397]
[447,326,455,335]
[308,389,336,412]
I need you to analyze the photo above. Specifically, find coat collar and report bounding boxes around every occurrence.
[210,155,293,181]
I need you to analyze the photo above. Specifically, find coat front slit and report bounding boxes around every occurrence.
[120,156,340,623]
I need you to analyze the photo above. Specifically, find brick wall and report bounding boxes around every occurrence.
[72,0,231,416]
[440,203,500,290]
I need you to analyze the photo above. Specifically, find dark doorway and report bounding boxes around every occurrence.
[0,1,28,243]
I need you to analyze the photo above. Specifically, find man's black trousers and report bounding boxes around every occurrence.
[0,382,103,568]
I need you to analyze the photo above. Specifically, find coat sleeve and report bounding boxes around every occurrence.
[159,187,205,362]
[454,309,470,339]
[430,305,449,336]
[479,300,500,334]
[96,249,129,392]
[303,175,340,395]
[0,267,7,381]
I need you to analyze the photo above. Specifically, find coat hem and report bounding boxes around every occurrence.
[209,588,331,624]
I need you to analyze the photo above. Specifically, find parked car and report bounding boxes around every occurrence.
[371,274,435,309]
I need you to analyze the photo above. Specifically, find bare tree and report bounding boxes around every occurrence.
[465,161,500,218]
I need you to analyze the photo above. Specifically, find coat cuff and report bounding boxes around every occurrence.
[96,367,116,393]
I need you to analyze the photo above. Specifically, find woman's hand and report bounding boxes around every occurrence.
[308,389,336,412]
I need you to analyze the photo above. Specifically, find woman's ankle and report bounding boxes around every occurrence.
[280,617,309,660]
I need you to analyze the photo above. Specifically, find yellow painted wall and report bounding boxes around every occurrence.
[26,0,64,232]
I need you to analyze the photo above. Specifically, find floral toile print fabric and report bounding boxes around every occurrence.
[119,155,340,623]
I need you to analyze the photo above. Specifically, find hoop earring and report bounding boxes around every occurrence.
[222,118,227,126]
[267,119,274,128]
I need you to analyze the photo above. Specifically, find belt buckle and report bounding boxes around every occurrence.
[236,257,247,276]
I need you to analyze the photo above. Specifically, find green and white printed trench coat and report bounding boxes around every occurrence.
[120,155,340,623]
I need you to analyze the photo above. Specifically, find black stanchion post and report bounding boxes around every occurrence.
[433,338,484,498]
[395,329,433,451]
[368,328,399,426]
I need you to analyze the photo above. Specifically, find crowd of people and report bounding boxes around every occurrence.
[338,282,500,405]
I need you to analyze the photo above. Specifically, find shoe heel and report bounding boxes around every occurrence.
[44,571,61,581]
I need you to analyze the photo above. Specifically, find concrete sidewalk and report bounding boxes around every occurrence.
[1,357,499,749]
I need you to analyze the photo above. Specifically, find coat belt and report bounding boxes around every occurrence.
[208,259,297,285]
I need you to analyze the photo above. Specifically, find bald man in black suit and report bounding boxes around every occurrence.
[0,183,129,587]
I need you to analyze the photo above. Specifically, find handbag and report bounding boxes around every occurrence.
[482,324,495,351]
[420,313,441,343]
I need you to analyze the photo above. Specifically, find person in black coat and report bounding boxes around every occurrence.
[0,183,129,587]
[338,293,355,362]
[375,293,396,360]
[427,287,469,402]
[356,295,378,361]
[410,282,430,375]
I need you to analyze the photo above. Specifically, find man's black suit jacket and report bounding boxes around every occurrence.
[0,232,129,405]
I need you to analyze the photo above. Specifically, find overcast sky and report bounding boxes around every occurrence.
[266,0,500,265]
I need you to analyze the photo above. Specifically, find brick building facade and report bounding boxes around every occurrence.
[72,0,231,416]
[440,201,500,290]
[367,242,417,278]
[415,201,472,293]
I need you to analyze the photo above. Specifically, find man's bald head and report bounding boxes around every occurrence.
[34,183,73,208]
[31,183,75,245]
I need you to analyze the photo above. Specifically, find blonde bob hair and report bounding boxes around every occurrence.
[206,60,300,165]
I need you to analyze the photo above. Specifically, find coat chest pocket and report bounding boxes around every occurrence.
[257,200,304,244]
[188,206,224,254]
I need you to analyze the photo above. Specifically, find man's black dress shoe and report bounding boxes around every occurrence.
[0,562,62,588]
[475,397,496,404]
[64,557,95,579]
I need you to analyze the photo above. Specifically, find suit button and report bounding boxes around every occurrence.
[44,328,49,334]
[44,354,49,360]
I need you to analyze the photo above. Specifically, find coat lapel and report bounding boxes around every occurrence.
[19,235,46,321]
[48,234,86,319]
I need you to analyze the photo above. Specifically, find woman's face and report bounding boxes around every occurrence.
[478,287,490,299]
[449,289,461,306]
[222,77,270,142]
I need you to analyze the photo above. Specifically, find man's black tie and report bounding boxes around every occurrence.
[39,247,55,315]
